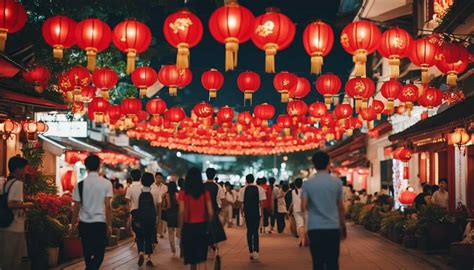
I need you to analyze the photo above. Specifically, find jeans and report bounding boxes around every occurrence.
[134,223,154,255]
[308,229,341,270]
[276,212,286,233]
[78,222,107,270]
[245,214,260,253]
[262,208,271,228]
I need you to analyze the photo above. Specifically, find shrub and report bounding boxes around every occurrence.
[348,203,364,223]
[416,204,448,237]
[361,205,382,232]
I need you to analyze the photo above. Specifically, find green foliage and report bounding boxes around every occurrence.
[403,218,418,236]
[360,205,382,232]
[21,144,44,168]
[24,174,57,196]
[348,203,364,223]
[111,193,129,228]
[416,204,449,236]
[380,211,404,236]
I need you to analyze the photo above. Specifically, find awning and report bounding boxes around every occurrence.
[327,132,368,168]
[123,145,155,160]
[40,135,102,156]
[0,89,68,110]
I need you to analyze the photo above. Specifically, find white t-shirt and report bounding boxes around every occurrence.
[237,183,267,202]
[72,172,113,223]
[224,190,235,204]
[0,178,25,233]
[292,189,303,213]
[126,182,161,211]
[151,183,168,199]
[431,190,449,208]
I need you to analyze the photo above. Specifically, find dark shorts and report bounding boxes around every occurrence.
[182,222,208,265]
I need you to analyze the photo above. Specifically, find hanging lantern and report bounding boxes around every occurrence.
[216,106,235,125]
[80,86,96,103]
[398,83,418,114]
[334,103,353,123]
[377,27,412,78]
[359,106,377,130]
[68,66,92,102]
[237,111,252,126]
[75,18,112,71]
[0,119,20,140]
[112,19,152,74]
[448,128,470,146]
[237,71,260,105]
[0,0,27,52]
[88,96,109,123]
[344,77,375,111]
[309,102,327,123]
[57,72,74,103]
[287,100,308,125]
[42,15,77,59]
[273,71,297,103]
[399,189,417,205]
[209,2,254,71]
[340,20,381,77]
[22,65,51,93]
[158,65,190,96]
[92,67,118,100]
[254,103,275,126]
[251,8,295,73]
[121,97,142,125]
[146,98,167,116]
[163,10,203,69]
[408,38,438,84]
[315,73,341,109]
[418,86,443,109]
[277,114,293,136]
[106,105,123,125]
[380,78,402,113]
[435,43,469,87]
[289,77,311,100]
[201,68,224,99]
[131,66,158,97]
[193,102,213,119]
[371,99,385,120]
[302,20,334,74]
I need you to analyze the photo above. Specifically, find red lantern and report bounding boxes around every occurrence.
[42,15,76,59]
[315,73,341,108]
[344,77,375,110]
[193,102,213,118]
[394,147,412,162]
[287,100,308,117]
[201,68,224,99]
[408,38,439,84]
[112,19,151,74]
[251,9,295,73]
[237,71,260,105]
[121,97,142,119]
[68,66,92,101]
[217,106,234,124]
[75,18,112,71]
[273,71,297,103]
[0,0,27,52]
[371,99,385,120]
[146,98,167,116]
[289,77,311,100]
[80,86,96,103]
[340,20,381,77]
[359,106,377,130]
[92,67,118,100]
[106,105,122,124]
[399,190,417,205]
[435,43,469,87]
[237,111,252,126]
[377,27,412,78]
[380,78,402,113]
[418,86,443,109]
[277,114,293,135]
[309,102,327,122]
[209,2,254,70]
[131,66,158,97]
[166,107,186,124]
[398,83,418,113]
[89,96,109,123]
[158,65,190,96]
[302,20,334,74]
[163,10,203,69]
[61,170,76,192]
[334,103,352,120]
[254,103,275,126]
[22,65,51,93]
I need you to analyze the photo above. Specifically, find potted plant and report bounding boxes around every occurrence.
[348,203,364,224]
[392,216,406,244]
[416,204,455,251]
[63,225,83,259]
[403,218,418,248]
[360,205,382,232]
[380,211,401,238]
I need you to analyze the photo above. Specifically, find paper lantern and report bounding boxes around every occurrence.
[371,99,385,120]
[435,43,469,87]
[237,71,260,105]
[92,67,118,100]
[418,86,443,109]
[377,27,412,78]
[398,83,418,113]
[0,0,27,52]
[334,103,352,120]
[163,10,203,69]
[131,66,158,97]
[289,77,311,100]
[344,77,375,111]
[89,96,109,123]
[42,15,77,59]
[309,102,327,122]
[380,78,402,113]
[201,68,224,99]
[408,38,438,84]
[449,128,470,146]
[273,71,297,103]
[68,66,92,102]
[302,20,334,74]
[216,106,234,124]
[112,19,152,74]
[359,106,377,129]
[193,102,213,118]
[22,65,51,93]
[315,73,341,108]
[158,65,190,96]
[251,9,295,73]
[80,86,96,103]
[106,105,123,124]
[340,20,381,77]
[146,98,167,116]
[121,97,142,119]
[75,18,112,71]
[254,103,275,126]
[399,190,416,205]
[208,2,254,70]
[166,106,186,124]
[237,111,252,126]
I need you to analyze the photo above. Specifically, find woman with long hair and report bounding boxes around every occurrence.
[164,181,179,254]
[179,168,213,270]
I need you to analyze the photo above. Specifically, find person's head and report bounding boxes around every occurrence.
[340,177,347,186]
[218,181,224,187]
[439,178,448,190]
[185,167,205,198]
[312,151,330,170]
[84,154,100,172]
[282,183,289,193]
[155,172,164,185]
[168,181,178,193]
[422,184,432,193]
[431,184,440,193]
[374,192,378,196]
[130,169,141,182]
[224,181,231,190]
[269,177,276,186]
[289,182,295,190]
[294,178,303,189]
[141,172,154,187]
[177,177,185,189]
[205,168,217,181]
[113,180,122,190]
[246,174,255,184]
[8,156,28,179]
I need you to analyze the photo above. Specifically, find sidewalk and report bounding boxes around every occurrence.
[62,223,451,270]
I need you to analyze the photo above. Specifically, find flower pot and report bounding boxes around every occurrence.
[47,247,59,267]
[402,235,417,248]
[63,237,83,259]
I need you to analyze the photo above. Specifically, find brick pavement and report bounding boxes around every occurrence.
[61,223,451,270]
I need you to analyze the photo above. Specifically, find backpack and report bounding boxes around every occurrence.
[133,190,156,229]
[0,179,17,228]
[243,185,260,217]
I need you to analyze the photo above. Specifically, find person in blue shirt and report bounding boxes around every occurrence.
[302,151,346,270]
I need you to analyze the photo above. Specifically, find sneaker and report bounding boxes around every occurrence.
[253,252,259,260]
[146,260,154,267]
[138,254,144,266]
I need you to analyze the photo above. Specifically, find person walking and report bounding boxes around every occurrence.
[204,168,227,246]
[269,177,278,231]
[431,178,449,208]
[276,183,289,233]
[0,156,32,270]
[259,177,273,234]
[238,174,266,260]
[71,155,113,270]
[164,181,179,254]
[152,172,168,239]
[222,182,235,227]
[301,151,347,270]
[178,167,213,270]
[291,178,307,246]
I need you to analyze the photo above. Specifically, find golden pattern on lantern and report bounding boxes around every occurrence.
[169,18,193,34]
[256,21,274,37]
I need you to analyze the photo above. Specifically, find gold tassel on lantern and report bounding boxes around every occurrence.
[34,84,44,94]
[311,53,323,74]
[53,45,64,59]
[386,99,394,114]
[354,49,367,77]
[86,48,97,71]
[169,87,178,96]
[101,90,109,100]
[421,65,429,84]
[368,120,374,130]
[280,91,289,103]
[324,95,332,109]
[346,129,353,136]
[209,89,217,100]
[447,72,457,87]
[355,98,362,111]
[264,43,278,73]
[389,56,400,79]
[73,87,82,102]
[284,128,290,136]
[177,43,190,69]
[126,49,137,74]
[66,92,74,103]
[377,113,381,121]
[244,91,253,106]
[139,87,147,98]
[0,28,8,52]
[225,37,239,71]
[94,112,105,123]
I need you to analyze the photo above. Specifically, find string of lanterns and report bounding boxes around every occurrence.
[0,119,49,142]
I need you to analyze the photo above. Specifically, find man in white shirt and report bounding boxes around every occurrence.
[222,182,236,227]
[71,155,113,270]
[432,178,449,208]
[151,172,168,238]
[0,156,32,270]
[126,170,161,212]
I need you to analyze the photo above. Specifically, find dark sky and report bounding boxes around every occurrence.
[147,0,354,116]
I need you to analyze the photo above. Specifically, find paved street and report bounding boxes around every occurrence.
[61,223,451,270]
